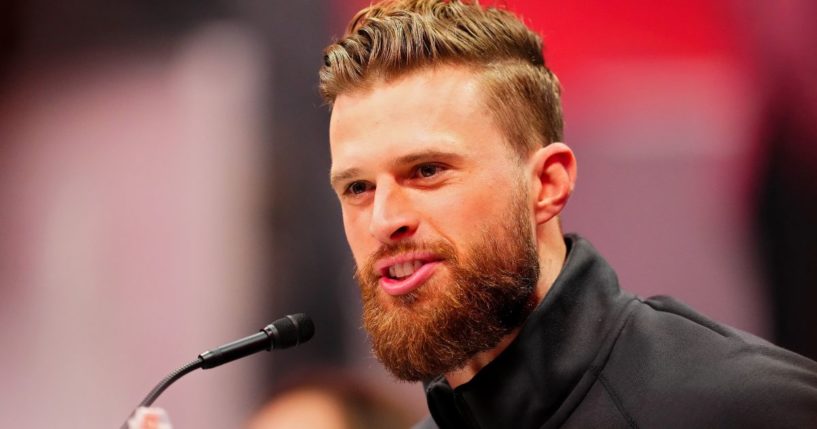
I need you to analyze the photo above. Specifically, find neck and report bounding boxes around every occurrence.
[444,227,566,388]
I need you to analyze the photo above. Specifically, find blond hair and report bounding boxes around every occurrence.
[319,0,563,155]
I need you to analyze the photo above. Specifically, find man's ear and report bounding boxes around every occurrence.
[527,142,577,225]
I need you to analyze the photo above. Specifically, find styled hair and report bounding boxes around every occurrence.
[320,0,564,155]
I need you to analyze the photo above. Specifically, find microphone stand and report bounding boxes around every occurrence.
[121,314,314,429]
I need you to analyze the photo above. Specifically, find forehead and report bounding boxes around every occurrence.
[329,66,512,171]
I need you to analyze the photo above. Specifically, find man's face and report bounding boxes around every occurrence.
[329,66,539,381]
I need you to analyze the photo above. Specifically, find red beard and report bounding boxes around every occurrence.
[356,196,539,381]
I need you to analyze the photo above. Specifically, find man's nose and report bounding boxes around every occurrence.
[369,181,419,243]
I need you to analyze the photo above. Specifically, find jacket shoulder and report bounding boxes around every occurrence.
[595,295,817,427]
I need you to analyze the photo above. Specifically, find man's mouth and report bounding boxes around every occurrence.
[374,253,443,296]
[387,260,424,279]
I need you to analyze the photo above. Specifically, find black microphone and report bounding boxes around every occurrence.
[199,313,314,369]
[122,314,314,428]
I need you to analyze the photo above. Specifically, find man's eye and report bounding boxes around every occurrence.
[416,164,444,178]
[346,181,370,195]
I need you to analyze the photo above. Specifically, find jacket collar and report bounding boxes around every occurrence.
[424,234,636,428]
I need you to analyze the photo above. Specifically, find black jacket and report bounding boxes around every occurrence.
[417,235,817,428]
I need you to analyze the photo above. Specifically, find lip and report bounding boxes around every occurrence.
[374,252,443,296]
[379,261,442,296]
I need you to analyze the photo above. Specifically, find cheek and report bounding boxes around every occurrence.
[432,184,522,247]
[342,208,373,262]
[433,186,506,228]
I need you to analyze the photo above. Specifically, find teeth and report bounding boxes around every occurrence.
[388,260,423,279]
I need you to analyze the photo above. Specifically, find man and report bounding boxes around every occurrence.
[321,1,817,428]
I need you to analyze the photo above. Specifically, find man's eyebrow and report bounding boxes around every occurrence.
[329,167,362,189]
[392,150,463,167]
[329,149,464,188]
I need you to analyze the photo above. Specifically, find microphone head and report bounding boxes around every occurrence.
[267,313,315,349]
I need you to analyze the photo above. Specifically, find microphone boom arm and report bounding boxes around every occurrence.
[121,314,314,429]
[139,358,203,408]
